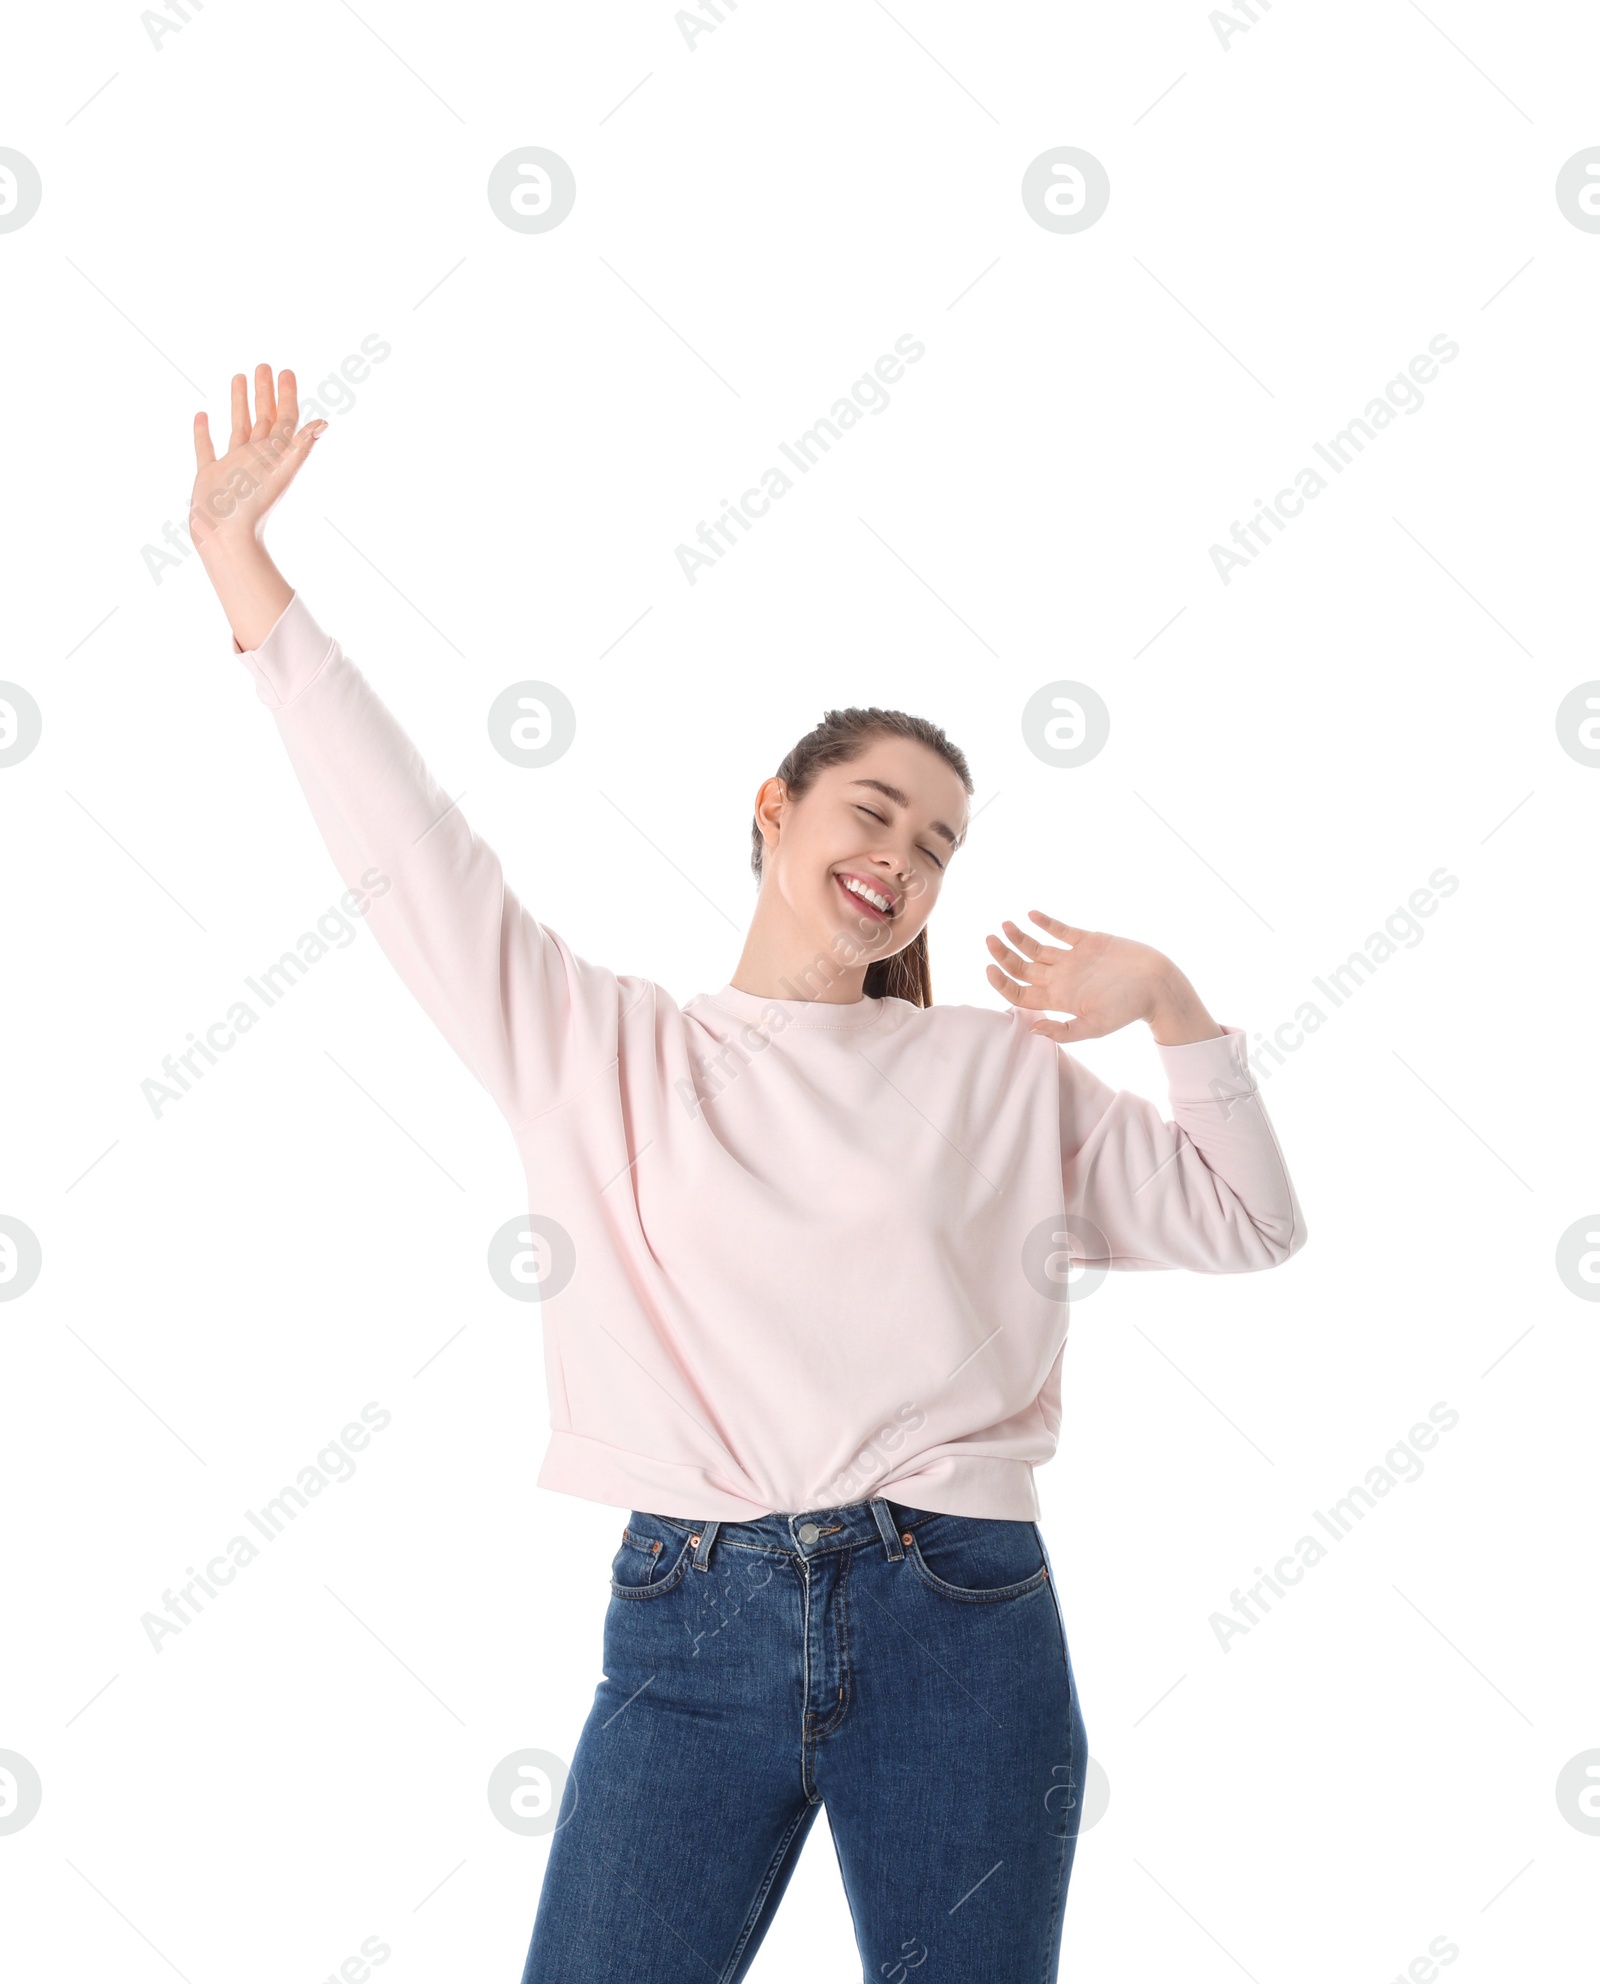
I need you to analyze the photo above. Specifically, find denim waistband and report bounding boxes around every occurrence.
[640,1496,971,1572]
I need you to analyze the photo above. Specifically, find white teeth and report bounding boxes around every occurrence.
[842,877,892,914]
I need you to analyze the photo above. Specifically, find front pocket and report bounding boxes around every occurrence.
[903,1513,1050,1603]
[609,1521,696,1600]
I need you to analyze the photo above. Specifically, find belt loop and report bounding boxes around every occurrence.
[869,1497,904,1562]
[690,1520,720,1571]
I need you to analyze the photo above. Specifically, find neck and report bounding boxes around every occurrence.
[728,893,874,1005]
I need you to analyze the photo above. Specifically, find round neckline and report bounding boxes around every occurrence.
[697,981,889,1031]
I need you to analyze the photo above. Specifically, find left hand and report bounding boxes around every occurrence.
[984,912,1184,1043]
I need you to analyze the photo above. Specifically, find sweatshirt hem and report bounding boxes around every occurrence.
[536,1433,1041,1522]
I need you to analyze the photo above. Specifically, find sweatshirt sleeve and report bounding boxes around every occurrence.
[231,590,624,1130]
[1057,1023,1306,1272]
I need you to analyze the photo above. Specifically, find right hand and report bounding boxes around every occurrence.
[189,363,325,560]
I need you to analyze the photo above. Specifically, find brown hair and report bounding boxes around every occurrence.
[749,707,973,1007]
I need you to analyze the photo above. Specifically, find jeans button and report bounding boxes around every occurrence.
[797,1521,820,1544]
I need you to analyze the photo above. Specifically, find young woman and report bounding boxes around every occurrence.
[192,366,1307,1984]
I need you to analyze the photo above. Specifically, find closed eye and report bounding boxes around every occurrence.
[855,803,945,871]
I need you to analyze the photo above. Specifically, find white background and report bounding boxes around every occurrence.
[2,2,1596,1979]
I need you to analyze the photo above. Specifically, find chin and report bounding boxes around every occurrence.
[822,920,880,971]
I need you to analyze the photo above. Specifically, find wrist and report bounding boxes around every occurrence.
[1144,967,1220,1046]
[196,532,292,652]
[194,518,269,571]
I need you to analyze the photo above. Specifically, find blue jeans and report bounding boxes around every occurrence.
[519,1497,1088,1982]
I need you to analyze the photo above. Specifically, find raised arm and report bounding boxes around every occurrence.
[190,364,622,1130]
[986,909,1307,1271]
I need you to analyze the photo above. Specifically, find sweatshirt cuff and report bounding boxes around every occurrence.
[1154,1021,1256,1102]
[231,590,336,708]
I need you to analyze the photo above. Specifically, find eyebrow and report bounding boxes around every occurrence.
[846,778,963,848]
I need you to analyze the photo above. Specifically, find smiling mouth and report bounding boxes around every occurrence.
[835,873,895,922]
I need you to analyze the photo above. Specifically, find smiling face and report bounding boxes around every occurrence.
[753,733,972,976]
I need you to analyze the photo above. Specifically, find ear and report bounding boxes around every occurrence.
[753,774,788,846]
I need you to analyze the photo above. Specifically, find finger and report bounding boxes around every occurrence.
[1036,1015,1106,1042]
[984,931,1036,977]
[251,361,276,440]
[193,409,215,470]
[229,372,249,450]
[1027,1017,1078,1042]
[276,419,328,484]
[985,962,1051,1011]
[1029,910,1088,943]
[276,368,299,437]
[1000,919,1048,959]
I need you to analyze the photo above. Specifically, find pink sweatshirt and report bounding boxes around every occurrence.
[233,593,1307,1521]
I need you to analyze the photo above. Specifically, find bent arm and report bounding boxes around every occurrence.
[1059,1025,1307,1271]
[230,585,621,1130]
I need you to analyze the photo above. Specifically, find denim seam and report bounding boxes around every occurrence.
[798,1557,815,1787]
[903,1530,1051,1604]
[717,1799,817,1983]
[609,1529,695,1599]
[809,1545,853,1739]
[1038,1803,1072,1984]
[1037,1679,1075,1983]
[1038,1546,1078,1984]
